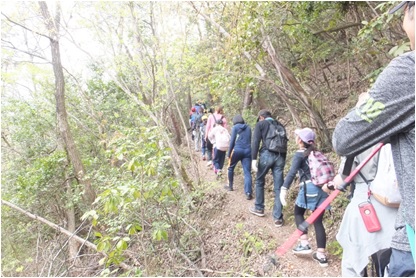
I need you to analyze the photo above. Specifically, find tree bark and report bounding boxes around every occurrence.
[38,2,95,204]
[243,85,252,110]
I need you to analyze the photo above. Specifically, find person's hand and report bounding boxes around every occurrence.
[355,92,370,108]
[251,160,258,173]
[280,187,288,206]
[322,182,333,194]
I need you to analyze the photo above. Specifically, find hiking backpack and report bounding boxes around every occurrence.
[369,144,401,207]
[307,150,335,186]
[213,114,224,127]
[265,120,288,153]
[194,113,203,130]
[215,125,230,151]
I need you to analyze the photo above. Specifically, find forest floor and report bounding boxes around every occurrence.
[189,148,343,277]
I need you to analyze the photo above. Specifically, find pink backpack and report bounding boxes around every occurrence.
[307,150,335,186]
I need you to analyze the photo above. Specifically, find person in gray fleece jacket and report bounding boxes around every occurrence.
[332,2,415,276]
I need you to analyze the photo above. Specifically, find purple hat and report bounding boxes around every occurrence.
[295,128,316,143]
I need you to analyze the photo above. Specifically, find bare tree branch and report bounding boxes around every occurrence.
[1,12,52,40]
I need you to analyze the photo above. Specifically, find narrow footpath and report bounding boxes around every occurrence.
[191,148,343,277]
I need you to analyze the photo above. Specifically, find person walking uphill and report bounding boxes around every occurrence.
[205,106,228,167]
[332,2,415,276]
[332,145,399,276]
[224,115,253,200]
[208,117,230,178]
[279,128,329,267]
[249,109,288,227]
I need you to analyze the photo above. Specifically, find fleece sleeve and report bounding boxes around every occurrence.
[227,126,237,157]
[251,123,262,160]
[332,52,415,157]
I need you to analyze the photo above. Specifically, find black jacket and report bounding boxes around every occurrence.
[251,118,277,160]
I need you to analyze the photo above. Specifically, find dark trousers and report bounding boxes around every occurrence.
[201,138,207,156]
[206,139,213,161]
[213,148,226,171]
[388,248,415,277]
[227,148,252,194]
[294,205,326,249]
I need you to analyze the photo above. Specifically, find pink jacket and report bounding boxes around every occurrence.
[205,112,227,140]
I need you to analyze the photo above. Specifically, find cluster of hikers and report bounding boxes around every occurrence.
[187,2,414,276]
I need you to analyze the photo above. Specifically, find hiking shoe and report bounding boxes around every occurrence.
[224,185,233,191]
[207,160,212,166]
[249,206,265,217]
[202,156,206,161]
[274,218,284,227]
[312,252,328,267]
[292,243,312,255]
[246,193,253,200]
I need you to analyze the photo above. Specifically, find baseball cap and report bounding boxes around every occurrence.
[389,1,415,14]
[295,128,316,143]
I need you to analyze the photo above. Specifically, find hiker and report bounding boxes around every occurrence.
[332,2,415,276]
[193,107,203,151]
[249,109,287,227]
[189,107,195,131]
[205,106,227,167]
[208,115,230,178]
[189,107,197,141]
[224,115,253,200]
[200,114,208,160]
[279,128,329,267]
[329,145,399,276]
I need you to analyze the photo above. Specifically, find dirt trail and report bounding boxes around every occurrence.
[193,150,342,277]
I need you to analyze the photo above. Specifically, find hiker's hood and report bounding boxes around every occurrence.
[235,123,248,132]
[232,115,245,125]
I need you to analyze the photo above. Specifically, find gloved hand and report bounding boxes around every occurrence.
[251,160,258,173]
[280,187,288,206]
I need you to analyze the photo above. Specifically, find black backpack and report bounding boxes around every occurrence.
[264,120,288,153]
[213,114,224,127]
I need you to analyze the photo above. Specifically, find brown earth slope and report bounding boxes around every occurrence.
[191,149,343,277]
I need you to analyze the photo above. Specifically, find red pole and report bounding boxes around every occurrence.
[275,142,384,256]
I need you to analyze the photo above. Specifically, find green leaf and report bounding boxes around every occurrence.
[98,257,106,266]
[95,232,103,238]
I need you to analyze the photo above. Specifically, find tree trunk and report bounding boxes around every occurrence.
[261,33,332,150]
[65,176,81,274]
[39,2,96,204]
[243,85,252,110]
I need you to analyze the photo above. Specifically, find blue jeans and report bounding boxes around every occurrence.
[227,148,252,194]
[213,148,226,171]
[254,150,286,220]
[388,248,415,277]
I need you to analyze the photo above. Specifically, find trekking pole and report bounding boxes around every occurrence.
[275,142,385,256]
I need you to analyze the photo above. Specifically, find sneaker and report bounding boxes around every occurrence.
[207,160,212,166]
[217,170,222,176]
[312,252,328,267]
[249,206,265,217]
[224,185,233,191]
[246,193,252,200]
[274,218,284,227]
[292,243,312,255]
[202,156,206,161]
